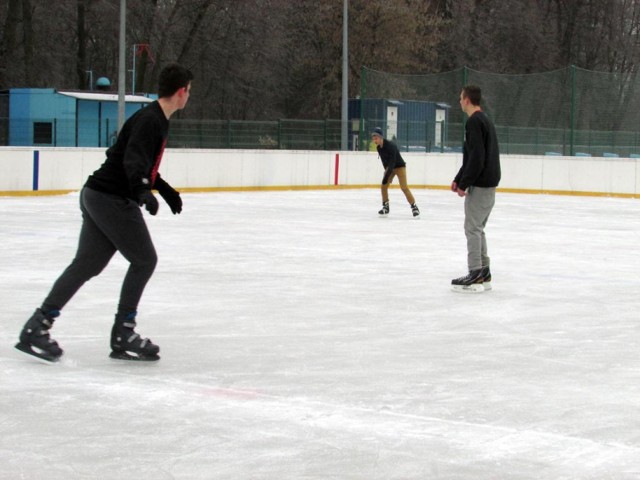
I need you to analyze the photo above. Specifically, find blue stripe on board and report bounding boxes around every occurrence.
[32,150,39,191]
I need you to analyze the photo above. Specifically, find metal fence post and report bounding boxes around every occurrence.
[405,120,409,152]
[505,125,509,155]
[359,66,366,151]
[324,119,328,150]
[461,66,468,147]
[425,120,430,153]
[569,65,576,156]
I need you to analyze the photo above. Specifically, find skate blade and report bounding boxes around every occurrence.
[483,281,492,291]
[451,283,485,293]
[109,350,160,362]
[14,342,62,364]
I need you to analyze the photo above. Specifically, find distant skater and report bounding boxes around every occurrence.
[15,64,193,362]
[371,127,420,217]
[451,85,501,293]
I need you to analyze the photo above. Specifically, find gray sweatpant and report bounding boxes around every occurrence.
[42,187,157,316]
[464,186,496,271]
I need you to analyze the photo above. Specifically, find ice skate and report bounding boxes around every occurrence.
[451,269,484,293]
[15,308,64,363]
[411,203,420,218]
[378,201,389,216]
[481,266,492,291]
[109,312,160,361]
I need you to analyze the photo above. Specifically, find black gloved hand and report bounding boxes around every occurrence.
[138,190,159,215]
[156,180,182,214]
[381,168,393,186]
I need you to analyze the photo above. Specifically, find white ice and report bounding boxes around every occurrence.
[1,188,640,480]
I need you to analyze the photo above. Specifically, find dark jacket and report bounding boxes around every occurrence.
[85,101,169,200]
[377,139,406,183]
[454,111,501,191]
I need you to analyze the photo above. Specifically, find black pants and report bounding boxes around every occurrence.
[42,187,157,316]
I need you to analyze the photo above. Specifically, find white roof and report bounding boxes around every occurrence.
[58,91,154,103]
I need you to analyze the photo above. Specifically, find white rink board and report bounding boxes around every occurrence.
[1,147,640,196]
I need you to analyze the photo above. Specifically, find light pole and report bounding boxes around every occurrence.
[131,44,150,95]
[131,44,138,95]
[86,70,93,90]
[341,0,349,151]
[117,0,126,131]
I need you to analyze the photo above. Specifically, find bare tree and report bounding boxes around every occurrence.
[76,0,87,89]
[0,0,23,87]
[3,0,640,125]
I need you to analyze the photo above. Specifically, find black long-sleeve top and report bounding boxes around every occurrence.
[454,111,501,191]
[377,139,406,183]
[85,101,169,200]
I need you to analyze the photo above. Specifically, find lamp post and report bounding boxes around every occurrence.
[131,44,145,95]
[86,70,93,91]
[131,44,154,96]
[341,0,349,151]
[117,0,126,132]
[132,44,137,95]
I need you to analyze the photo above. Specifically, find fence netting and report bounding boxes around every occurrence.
[360,66,640,156]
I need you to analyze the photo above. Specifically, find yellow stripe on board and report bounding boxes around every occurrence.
[0,190,76,197]
[1,185,639,199]
[498,187,640,199]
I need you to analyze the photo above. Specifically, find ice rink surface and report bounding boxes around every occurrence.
[1,188,640,480]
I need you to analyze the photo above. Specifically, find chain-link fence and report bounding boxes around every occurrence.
[359,65,640,157]
[0,115,343,150]
[167,119,342,150]
[3,65,640,155]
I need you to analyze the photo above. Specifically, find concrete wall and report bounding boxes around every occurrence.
[1,147,639,197]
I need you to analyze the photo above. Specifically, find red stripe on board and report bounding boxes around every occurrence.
[334,153,340,185]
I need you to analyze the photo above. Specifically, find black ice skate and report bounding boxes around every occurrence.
[411,203,420,218]
[15,308,64,363]
[378,201,389,216]
[109,313,160,361]
[451,269,485,293]
[481,266,492,291]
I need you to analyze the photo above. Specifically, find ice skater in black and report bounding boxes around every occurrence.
[450,85,501,293]
[371,127,420,217]
[15,64,193,362]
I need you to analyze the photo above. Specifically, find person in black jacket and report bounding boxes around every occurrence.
[371,127,420,217]
[15,64,193,362]
[451,85,501,293]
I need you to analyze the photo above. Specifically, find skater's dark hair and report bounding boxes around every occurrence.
[158,64,194,98]
[462,85,482,106]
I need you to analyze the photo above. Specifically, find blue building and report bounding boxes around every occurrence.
[0,88,156,147]
[349,98,450,152]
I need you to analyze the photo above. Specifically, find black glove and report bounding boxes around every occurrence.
[138,190,159,215]
[156,179,182,214]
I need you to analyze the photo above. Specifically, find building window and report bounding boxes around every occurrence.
[33,122,53,145]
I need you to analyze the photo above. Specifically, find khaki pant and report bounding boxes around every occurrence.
[381,167,416,205]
